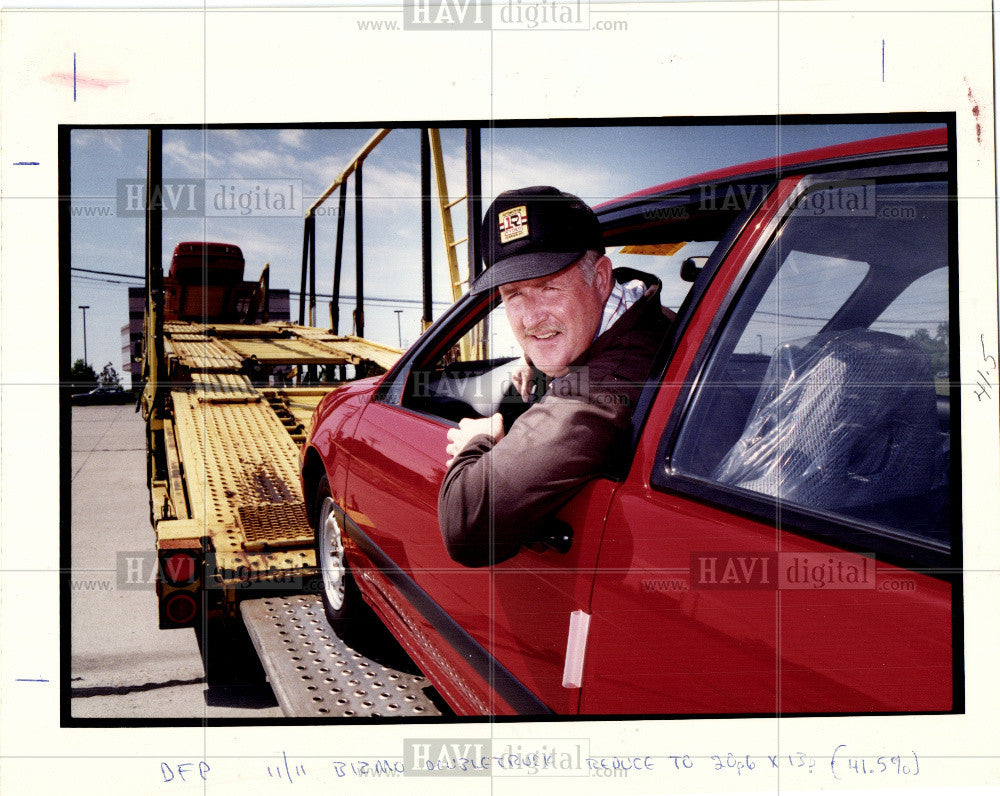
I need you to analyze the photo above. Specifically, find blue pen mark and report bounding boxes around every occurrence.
[13,162,40,166]
[881,39,885,82]
[16,678,49,682]
[266,751,307,784]
[74,53,77,101]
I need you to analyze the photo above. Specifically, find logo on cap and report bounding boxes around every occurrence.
[498,205,529,243]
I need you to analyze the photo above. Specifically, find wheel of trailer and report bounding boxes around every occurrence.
[315,476,365,636]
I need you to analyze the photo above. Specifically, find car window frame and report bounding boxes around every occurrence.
[648,158,957,573]
[618,185,775,453]
[373,289,502,421]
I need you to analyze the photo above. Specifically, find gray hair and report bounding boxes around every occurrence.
[577,250,604,285]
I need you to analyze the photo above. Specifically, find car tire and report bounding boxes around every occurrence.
[314,476,365,636]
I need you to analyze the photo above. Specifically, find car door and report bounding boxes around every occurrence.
[346,298,612,714]
[583,167,957,714]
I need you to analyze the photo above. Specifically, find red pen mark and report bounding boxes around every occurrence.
[965,79,982,144]
[43,72,127,91]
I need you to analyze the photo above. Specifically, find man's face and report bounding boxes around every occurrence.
[499,257,612,377]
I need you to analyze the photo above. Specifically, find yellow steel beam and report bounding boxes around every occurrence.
[166,338,243,371]
[307,128,391,217]
[218,337,355,366]
[428,128,478,360]
[323,336,402,371]
[189,372,259,402]
[162,418,190,520]
[428,128,465,305]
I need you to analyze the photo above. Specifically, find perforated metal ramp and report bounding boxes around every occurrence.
[241,595,445,718]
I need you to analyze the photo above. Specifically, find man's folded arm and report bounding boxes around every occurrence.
[438,397,623,567]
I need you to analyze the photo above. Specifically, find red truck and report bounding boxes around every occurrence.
[300,129,957,716]
[163,241,257,322]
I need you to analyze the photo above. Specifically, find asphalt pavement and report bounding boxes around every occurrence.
[70,404,282,719]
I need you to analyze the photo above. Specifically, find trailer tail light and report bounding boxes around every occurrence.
[157,547,203,629]
[163,592,198,626]
[162,552,197,585]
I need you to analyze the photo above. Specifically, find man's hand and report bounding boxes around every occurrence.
[509,357,535,402]
[445,413,505,467]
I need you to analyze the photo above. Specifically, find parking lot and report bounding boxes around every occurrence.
[70,404,282,718]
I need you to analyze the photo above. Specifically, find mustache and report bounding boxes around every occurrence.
[524,324,564,337]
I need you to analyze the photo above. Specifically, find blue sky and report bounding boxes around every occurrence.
[70,120,942,383]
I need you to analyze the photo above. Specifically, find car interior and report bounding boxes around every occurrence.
[673,176,951,545]
[399,174,952,545]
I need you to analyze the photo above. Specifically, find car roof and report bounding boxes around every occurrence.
[595,128,947,212]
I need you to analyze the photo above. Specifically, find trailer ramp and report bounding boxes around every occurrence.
[241,595,446,718]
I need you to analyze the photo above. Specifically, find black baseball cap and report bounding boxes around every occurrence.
[470,186,605,294]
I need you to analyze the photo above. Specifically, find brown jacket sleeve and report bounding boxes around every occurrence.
[438,269,668,568]
[438,385,627,567]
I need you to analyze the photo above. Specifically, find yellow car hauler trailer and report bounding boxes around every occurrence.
[143,319,400,637]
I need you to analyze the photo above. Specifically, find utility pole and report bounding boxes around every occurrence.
[78,305,90,365]
[394,310,403,347]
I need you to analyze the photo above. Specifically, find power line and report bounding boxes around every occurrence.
[72,267,143,279]
[749,309,946,325]
[71,274,141,286]
[70,268,453,307]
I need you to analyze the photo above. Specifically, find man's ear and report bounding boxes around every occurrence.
[595,255,614,294]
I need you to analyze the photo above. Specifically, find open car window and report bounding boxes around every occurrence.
[393,232,712,432]
[401,300,531,425]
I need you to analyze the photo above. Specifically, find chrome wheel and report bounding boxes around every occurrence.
[318,496,346,611]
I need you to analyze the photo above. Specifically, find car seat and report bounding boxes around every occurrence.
[712,328,940,526]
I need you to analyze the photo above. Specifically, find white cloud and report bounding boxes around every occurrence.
[162,138,225,175]
[228,147,300,174]
[211,129,253,144]
[481,146,617,206]
[278,129,306,149]
[415,137,617,225]
[354,160,420,201]
[72,129,126,153]
[302,158,423,217]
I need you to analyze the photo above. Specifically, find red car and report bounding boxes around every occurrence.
[301,128,957,716]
